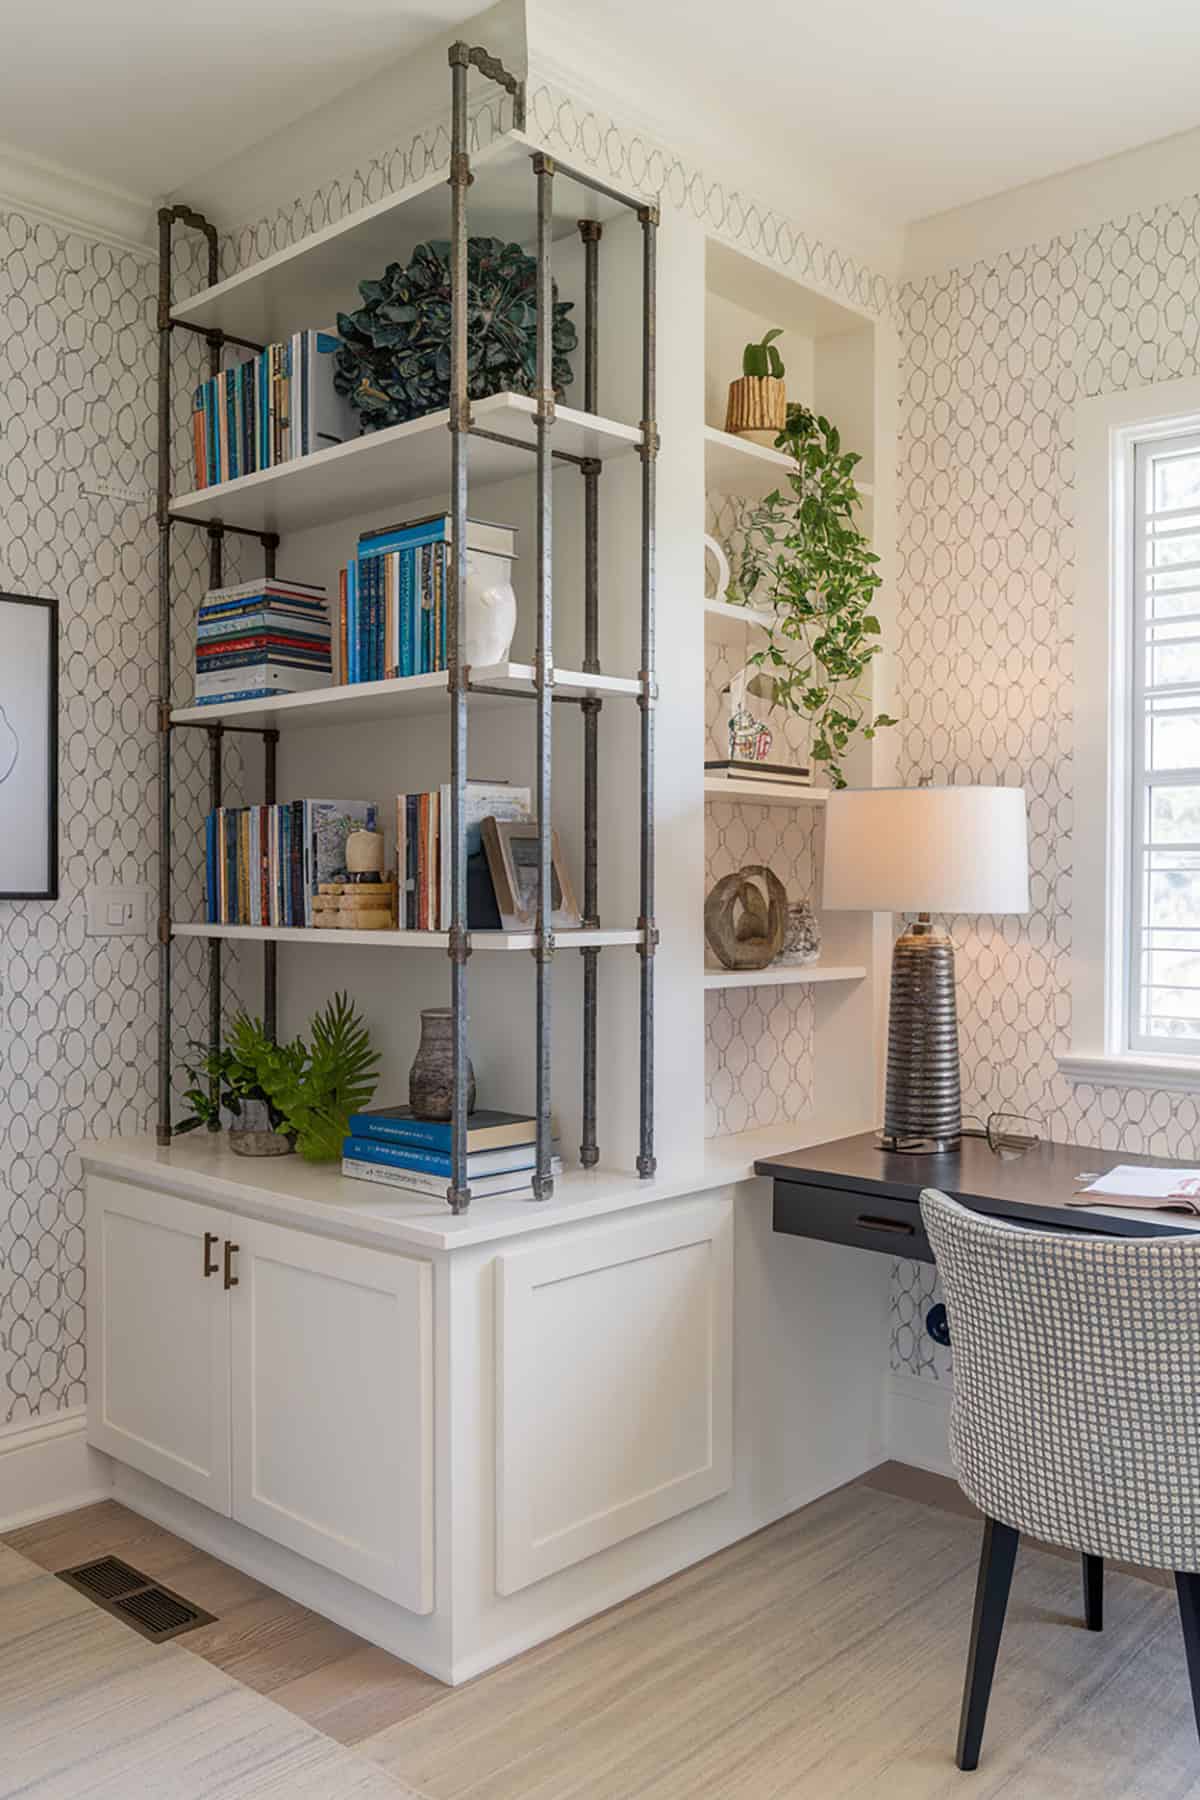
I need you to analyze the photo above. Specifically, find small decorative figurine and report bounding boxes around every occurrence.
[345,828,386,882]
[778,897,822,966]
[725,665,774,763]
[463,549,518,667]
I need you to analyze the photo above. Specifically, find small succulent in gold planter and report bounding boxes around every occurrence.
[725,327,786,443]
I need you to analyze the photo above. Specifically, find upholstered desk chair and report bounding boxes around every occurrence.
[921,1186,1200,1773]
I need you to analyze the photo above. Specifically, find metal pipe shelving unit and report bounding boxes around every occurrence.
[155,43,657,1212]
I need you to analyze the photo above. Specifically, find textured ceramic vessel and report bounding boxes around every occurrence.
[409,1007,477,1121]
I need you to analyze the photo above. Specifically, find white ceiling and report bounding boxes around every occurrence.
[537,0,1200,227]
[0,0,468,198]
[4,0,1200,228]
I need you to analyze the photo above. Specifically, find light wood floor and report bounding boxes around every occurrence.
[8,1467,1200,1797]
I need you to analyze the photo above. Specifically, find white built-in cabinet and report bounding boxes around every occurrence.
[86,1174,434,1615]
[86,1179,233,1513]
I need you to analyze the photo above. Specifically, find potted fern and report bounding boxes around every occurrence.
[736,403,895,788]
[177,991,381,1161]
[726,327,786,443]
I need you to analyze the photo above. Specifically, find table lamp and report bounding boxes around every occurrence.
[822,785,1029,1152]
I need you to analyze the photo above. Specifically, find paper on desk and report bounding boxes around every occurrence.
[1071,1165,1200,1212]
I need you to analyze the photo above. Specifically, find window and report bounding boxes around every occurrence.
[1062,377,1200,1090]
[1128,431,1200,1053]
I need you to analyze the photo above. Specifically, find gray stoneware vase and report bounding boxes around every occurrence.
[409,1007,476,1121]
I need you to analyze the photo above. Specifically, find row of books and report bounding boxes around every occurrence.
[194,578,331,705]
[397,780,530,931]
[205,800,377,928]
[191,329,355,490]
[340,1105,561,1199]
[332,514,516,686]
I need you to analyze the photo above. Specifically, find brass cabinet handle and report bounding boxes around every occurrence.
[223,1240,240,1290]
[855,1214,915,1236]
[203,1231,220,1278]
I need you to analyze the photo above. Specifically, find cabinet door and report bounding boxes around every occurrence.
[86,1176,232,1513]
[496,1197,734,1595]
[230,1219,433,1613]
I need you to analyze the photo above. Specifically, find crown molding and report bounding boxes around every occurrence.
[526,25,903,279]
[904,122,1200,281]
[0,138,154,256]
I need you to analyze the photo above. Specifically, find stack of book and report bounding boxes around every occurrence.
[334,514,516,686]
[704,757,812,788]
[341,1106,562,1199]
[205,799,377,927]
[397,779,530,930]
[194,579,331,705]
[191,329,356,489]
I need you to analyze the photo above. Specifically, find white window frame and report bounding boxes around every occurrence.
[1062,377,1200,1091]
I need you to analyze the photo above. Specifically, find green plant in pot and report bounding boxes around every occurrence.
[735,403,895,788]
[176,992,381,1162]
[725,327,787,440]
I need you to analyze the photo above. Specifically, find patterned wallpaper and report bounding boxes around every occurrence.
[891,193,1200,1383]
[0,210,241,1423]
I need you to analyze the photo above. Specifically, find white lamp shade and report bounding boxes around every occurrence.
[822,785,1030,915]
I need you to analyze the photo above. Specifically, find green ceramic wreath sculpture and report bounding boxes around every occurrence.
[334,237,577,429]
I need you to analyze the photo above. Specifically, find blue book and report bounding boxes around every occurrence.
[347,1106,538,1152]
[398,547,414,678]
[347,562,358,683]
[341,1135,541,1178]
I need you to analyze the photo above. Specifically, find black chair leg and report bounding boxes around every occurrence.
[1083,1554,1103,1631]
[1175,1572,1200,1744]
[957,1517,1020,1772]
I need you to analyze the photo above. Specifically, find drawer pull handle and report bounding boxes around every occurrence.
[856,1214,915,1236]
[223,1240,240,1290]
[203,1231,219,1278]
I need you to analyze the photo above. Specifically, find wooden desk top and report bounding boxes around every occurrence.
[756,1131,1200,1240]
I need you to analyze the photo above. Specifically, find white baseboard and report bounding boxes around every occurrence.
[0,1409,113,1532]
[884,1372,954,1478]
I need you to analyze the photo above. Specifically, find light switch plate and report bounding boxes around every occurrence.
[87,886,152,936]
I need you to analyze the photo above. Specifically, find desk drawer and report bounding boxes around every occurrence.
[772,1181,933,1262]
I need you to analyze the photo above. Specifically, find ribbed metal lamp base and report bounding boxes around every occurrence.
[879,917,961,1154]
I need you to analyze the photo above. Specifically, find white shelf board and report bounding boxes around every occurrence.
[171,132,647,345]
[704,775,827,806]
[702,963,866,990]
[703,598,778,631]
[170,392,641,535]
[173,922,643,951]
[172,663,640,731]
[704,424,873,499]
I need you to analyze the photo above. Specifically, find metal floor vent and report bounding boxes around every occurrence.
[57,1555,215,1642]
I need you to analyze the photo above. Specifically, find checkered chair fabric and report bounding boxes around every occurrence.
[920,1186,1200,1572]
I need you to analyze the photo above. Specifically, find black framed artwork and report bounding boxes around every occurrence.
[0,592,59,900]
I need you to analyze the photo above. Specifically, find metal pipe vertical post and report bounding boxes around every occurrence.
[260,533,280,1040]
[205,523,224,1128]
[637,206,659,1177]
[532,154,556,1199]
[263,729,279,1040]
[446,44,473,1213]
[155,209,175,1145]
[578,220,602,1168]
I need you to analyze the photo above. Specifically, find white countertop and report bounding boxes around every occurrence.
[81,1118,865,1254]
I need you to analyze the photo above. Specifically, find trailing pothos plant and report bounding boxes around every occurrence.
[176,992,381,1162]
[734,403,895,787]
